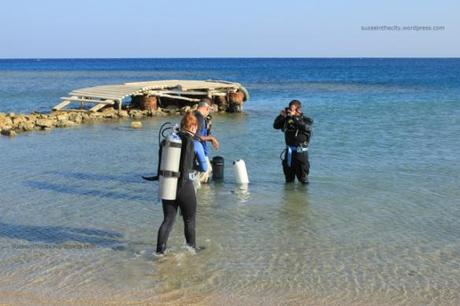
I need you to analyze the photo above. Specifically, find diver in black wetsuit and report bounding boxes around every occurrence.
[273,100,313,184]
[156,112,208,254]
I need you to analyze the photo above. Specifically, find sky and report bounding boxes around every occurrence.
[0,0,458,58]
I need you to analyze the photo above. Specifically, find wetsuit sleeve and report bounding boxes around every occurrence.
[273,115,285,129]
[193,140,208,172]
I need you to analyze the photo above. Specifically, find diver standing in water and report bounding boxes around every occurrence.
[156,112,208,254]
[194,98,220,183]
[273,100,313,184]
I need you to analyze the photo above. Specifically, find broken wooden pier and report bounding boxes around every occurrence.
[53,80,249,113]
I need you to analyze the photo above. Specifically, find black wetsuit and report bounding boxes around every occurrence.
[156,131,197,254]
[273,113,313,183]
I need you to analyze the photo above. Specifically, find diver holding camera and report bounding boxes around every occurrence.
[273,100,313,184]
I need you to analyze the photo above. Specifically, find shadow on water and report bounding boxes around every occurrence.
[278,184,316,235]
[0,222,125,250]
[45,170,142,184]
[24,180,150,202]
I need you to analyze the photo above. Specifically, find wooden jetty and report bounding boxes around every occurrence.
[53,80,249,113]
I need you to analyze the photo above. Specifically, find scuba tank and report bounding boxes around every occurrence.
[142,122,182,200]
[158,132,182,200]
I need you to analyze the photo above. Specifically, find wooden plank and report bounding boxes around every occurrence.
[52,100,71,111]
[155,94,200,102]
[124,80,240,91]
[72,87,139,93]
[89,103,109,112]
[78,85,140,91]
[86,85,142,92]
[209,91,227,97]
[69,93,123,100]
[71,90,133,96]
[74,87,139,93]
[156,90,209,96]
[60,97,115,104]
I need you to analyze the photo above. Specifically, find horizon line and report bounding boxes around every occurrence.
[1,56,460,60]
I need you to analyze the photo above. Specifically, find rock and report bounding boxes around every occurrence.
[81,113,91,122]
[18,121,35,132]
[129,110,144,119]
[1,127,16,137]
[35,118,55,128]
[102,108,118,119]
[181,106,191,113]
[142,110,154,117]
[56,120,78,128]
[68,113,83,124]
[130,121,142,129]
[118,110,129,118]
[155,109,168,117]
[56,113,69,121]
[165,105,178,113]
[0,116,13,127]
[7,112,16,118]
[89,112,104,119]
[25,114,37,121]
[210,104,219,113]
[12,115,27,128]
[101,108,117,118]
[228,103,243,113]
[103,112,117,119]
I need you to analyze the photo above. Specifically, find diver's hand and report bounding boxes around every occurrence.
[280,109,287,117]
[210,136,220,150]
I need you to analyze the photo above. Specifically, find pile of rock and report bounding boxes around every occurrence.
[0,104,218,137]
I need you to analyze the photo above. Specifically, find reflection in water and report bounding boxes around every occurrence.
[233,184,250,203]
[0,222,124,249]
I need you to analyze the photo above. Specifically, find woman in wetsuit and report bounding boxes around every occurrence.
[156,111,208,254]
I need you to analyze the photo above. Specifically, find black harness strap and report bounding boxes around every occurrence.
[159,170,181,178]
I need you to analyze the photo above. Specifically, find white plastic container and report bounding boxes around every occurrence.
[233,159,249,184]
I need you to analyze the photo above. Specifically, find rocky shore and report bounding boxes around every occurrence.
[0,104,212,137]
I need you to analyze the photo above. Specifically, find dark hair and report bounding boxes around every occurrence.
[289,100,302,108]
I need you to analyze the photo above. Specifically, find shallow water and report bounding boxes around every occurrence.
[0,59,459,304]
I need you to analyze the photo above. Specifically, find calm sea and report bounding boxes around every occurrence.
[0,58,459,304]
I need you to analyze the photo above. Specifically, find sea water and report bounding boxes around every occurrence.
[0,58,459,304]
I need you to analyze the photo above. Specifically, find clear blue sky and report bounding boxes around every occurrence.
[0,0,458,58]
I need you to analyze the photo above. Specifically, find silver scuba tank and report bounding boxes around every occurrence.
[158,132,182,200]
